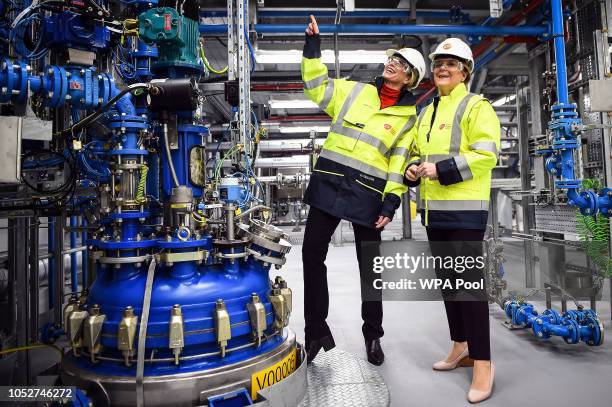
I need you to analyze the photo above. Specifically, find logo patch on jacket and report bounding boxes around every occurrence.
[383,123,396,135]
[359,173,375,181]
[439,123,451,130]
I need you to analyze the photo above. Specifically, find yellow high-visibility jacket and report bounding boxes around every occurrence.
[407,83,500,230]
[301,34,418,227]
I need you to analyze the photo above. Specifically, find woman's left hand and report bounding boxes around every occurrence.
[375,216,390,229]
[417,162,437,179]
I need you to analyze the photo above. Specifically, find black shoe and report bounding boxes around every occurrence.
[306,335,336,364]
[365,339,385,366]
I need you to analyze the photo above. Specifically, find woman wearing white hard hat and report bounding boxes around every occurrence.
[405,37,500,403]
[301,15,425,366]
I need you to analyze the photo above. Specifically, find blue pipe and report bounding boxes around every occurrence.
[202,10,456,19]
[81,217,88,289]
[199,23,550,37]
[476,1,549,62]
[70,216,78,293]
[551,0,569,104]
[110,85,136,116]
[504,301,604,345]
[536,0,612,215]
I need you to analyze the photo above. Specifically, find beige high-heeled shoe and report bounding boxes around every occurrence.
[432,347,474,371]
[467,362,495,404]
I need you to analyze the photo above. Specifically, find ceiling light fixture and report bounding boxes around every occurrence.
[268,99,319,109]
[279,126,330,134]
[492,94,517,107]
[254,49,388,64]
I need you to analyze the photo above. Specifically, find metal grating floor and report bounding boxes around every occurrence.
[298,349,390,407]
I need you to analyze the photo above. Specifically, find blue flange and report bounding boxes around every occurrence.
[92,239,157,250]
[105,212,150,220]
[577,190,599,215]
[561,318,580,344]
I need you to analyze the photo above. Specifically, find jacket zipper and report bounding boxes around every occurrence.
[424,154,429,226]
[426,98,439,143]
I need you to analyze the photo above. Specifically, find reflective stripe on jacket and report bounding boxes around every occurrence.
[302,52,417,227]
[408,83,501,230]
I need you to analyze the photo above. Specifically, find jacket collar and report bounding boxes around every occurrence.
[438,82,468,101]
[374,76,418,107]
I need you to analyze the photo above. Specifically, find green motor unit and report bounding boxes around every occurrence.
[138,7,203,76]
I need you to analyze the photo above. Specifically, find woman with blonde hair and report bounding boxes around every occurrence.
[405,37,500,403]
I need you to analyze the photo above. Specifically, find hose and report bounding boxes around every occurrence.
[162,123,180,188]
[200,45,228,74]
[55,83,154,137]
[0,343,63,361]
[135,165,148,204]
[234,205,272,219]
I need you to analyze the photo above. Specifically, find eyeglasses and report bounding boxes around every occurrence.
[431,59,464,71]
[385,56,411,72]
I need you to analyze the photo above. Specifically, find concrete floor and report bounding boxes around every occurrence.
[282,221,612,407]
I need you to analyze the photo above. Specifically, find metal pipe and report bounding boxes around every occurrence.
[254,156,311,168]
[251,83,304,91]
[200,23,550,37]
[70,216,78,293]
[472,0,546,58]
[8,217,30,383]
[28,217,39,343]
[550,0,568,104]
[201,9,470,19]
[81,217,88,289]
[226,205,235,241]
[267,115,330,122]
[53,212,65,325]
[254,10,454,19]
[401,192,412,239]
[47,216,55,309]
[37,245,87,260]
[0,255,82,296]
[234,205,272,219]
[162,123,180,188]
[251,81,432,92]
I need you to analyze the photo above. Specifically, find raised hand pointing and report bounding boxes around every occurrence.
[305,15,319,36]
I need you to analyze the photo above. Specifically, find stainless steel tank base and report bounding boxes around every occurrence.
[61,329,305,407]
[297,348,390,407]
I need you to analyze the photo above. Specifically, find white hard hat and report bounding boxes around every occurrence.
[429,38,474,73]
[385,48,426,89]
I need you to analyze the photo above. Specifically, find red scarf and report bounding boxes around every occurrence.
[379,83,401,109]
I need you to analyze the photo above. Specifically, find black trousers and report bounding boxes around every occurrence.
[302,206,383,342]
[426,228,491,361]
